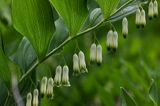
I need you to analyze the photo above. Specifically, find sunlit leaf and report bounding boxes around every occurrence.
[50,0,88,36]
[120,87,137,106]
[12,0,55,59]
[96,0,120,18]
[149,79,158,106]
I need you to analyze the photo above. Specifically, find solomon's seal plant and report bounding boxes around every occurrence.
[0,0,159,105]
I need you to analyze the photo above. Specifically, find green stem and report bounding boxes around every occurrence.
[19,19,105,83]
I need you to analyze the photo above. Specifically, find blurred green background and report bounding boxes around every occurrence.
[0,0,160,106]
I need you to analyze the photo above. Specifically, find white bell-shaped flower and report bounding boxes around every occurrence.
[140,9,146,28]
[90,43,97,63]
[106,30,113,51]
[112,31,118,51]
[26,92,32,106]
[148,1,154,20]
[122,17,128,38]
[46,77,54,98]
[135,8,141,28]
[33,89,38,106]
[62,65,71,87]
[73,53,80,76]
[40,76,47,97]
[96,44,102,65]
[54,65,62,87]
[153,0,158,17]
[79,51,88,73]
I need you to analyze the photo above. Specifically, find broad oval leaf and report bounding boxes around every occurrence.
[96,0,120,18]
[120,87,137,106]
[50,0,88,36]
[12,0,55,59]
[149,79,158,106]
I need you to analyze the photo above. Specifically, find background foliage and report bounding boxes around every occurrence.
[0,0,160,106]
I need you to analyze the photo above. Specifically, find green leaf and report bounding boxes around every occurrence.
[89,8,103,26]
[11,37,37,72]
[149,79,158,106]
[12,0,55,59]
[109,0,148,22]
[49,18,68,52]
[0,35,20,87]
[109,5,138,22]
[120,87,137,106]
[2,27,22,57]
[0,80,9,105]
[96,0,120,18]
[50,0,88,36]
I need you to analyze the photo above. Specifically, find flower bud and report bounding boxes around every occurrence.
[148,1,154,20]
[112,31,118,51]
[140,9,146,28]
[62,65,71,87]
[79,51,88,73]
[153,0,158,17]
[33,89,39,106]
[46,77,54,98]
[26,92,32,106]
[73,53,80,76]
[40,77,47,97]
[90,43,97,63]
[96,44,102,65]
[122,17,128,38]
[106,30,113,51]
[135,8,141,28]
[54,65,62,87]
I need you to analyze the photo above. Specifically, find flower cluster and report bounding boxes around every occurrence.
[106,30,118,52]
[148,0,158,19]
[135,8,146,28]
[40,77,54,98]
[54,65,70,87]
[90,43,102,65]
[26,89,39,106]
[73,51,88,76]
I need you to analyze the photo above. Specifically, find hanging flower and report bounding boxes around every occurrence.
[106,30,113,51]
[73,53,80,76]
[140,9,146,28]
[153,0,158,17]
[46,77,54,98]
[90,43,97,63]
[26,92,32,106]
[40,76,47,97]
[54,65,62,87]
[62,65,71,87]
[148,1,154,20]
[112,31,118,51]
[33,89,39,106]
[122,17,128,38]
[96,44,102,65]
[135,8,141,28]
[79,51,88,73]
